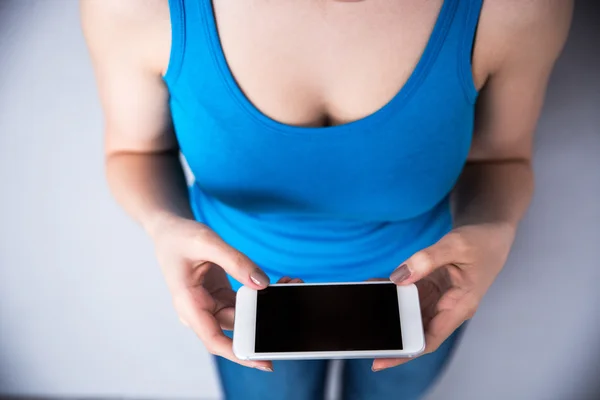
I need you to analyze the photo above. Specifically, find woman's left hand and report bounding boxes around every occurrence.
[372,222,517,371]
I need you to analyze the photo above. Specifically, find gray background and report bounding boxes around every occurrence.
[0,1,598,399]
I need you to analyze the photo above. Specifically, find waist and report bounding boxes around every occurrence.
[189,184,452,290]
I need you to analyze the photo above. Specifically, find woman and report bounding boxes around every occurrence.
[81,0,571,399]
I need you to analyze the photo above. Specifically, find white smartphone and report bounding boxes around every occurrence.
[233,281,425,360]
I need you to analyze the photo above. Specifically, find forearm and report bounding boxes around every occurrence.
[451,159,534,232]
[106,150,234,287]
[105,150,194,238]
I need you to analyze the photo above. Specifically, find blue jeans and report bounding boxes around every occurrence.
[216,328,463,400]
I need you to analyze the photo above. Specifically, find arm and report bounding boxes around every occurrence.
[449,0,574,268]
[80,0,191,236]
[379,0,573,371]
[81,0,272,370]
[452,0,574,231]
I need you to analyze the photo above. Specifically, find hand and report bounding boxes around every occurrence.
[372,222,516,371]
[276,276,305,284]
[150,214,274,371]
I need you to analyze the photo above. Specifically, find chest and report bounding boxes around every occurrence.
[210,0,448,127]
[166,0,484,220]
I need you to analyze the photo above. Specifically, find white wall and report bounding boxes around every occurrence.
[0,1,598,399]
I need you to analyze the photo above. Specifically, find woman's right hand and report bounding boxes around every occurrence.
[149,214,274,371]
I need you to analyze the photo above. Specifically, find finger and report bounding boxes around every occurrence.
[276,277,304,284]
[371,314,465,372]
[201,323,273,372]
[372,356,412,371]
[390,233,463,285]
[373,289,469,372]
[423,301,467,354]
[198,230,270,289]
[182,298,273,371]
[215,306,235,331]
[174,289,272,371]
[209,287,237,331]
[366,278,389,282]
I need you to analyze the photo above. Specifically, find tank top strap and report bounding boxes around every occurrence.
[458,0,485,59]
[164,0,216,86]
[433,0,484,103]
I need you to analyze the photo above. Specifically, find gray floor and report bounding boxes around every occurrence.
[0,1,599,399]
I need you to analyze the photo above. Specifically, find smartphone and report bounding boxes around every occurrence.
[233,281,425,360]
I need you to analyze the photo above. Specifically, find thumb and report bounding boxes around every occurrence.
[198,229,270,289]
[390,234,458,285]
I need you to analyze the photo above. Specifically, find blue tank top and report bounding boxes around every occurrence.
[164,0,483,290]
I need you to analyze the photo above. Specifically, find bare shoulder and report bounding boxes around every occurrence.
[479,0,573,75]
[467,0,573,161]
[80,0,170,74]
[81,0,175,152]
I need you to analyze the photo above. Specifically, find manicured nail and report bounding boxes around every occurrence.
[250,269,270,287]
[390,264,411,283]
[255,365,273,372]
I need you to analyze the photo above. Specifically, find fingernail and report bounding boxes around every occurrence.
[390,264,411,283]
[179,317,189,327]
[372,366,383,372]
[255,365,273,372]
[250,269,270,287]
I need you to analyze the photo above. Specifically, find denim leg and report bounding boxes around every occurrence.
[215,356,329,400]
[341,327,465,400]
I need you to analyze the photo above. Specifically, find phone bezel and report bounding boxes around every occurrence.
[233,281,425,360]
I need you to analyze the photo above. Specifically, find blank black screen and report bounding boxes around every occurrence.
[255,283,402,353]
